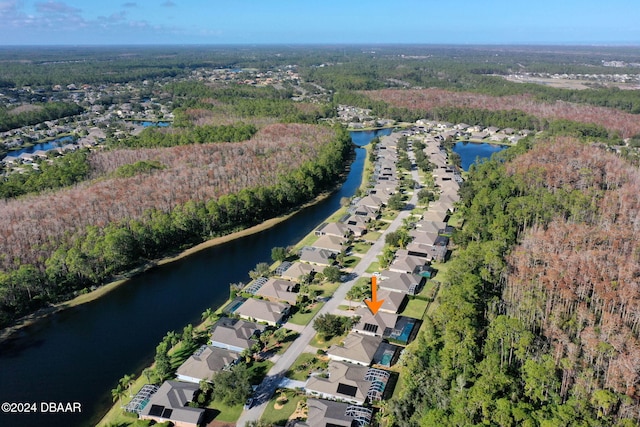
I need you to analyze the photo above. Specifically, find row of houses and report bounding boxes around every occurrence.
[132,127,459,427]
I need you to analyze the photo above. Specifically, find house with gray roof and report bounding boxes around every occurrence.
[255,278,299,305]
[280,261,316,282]
[176,345,239,384]
[299,247,335,266]
[376,270,424,295]
[139,380,204,427]
[358,195,384,210]
[210,318,266,353]
[389,253,425,275]
[406,231,448,262]
[312,234,346,254]
[376,289,407,314]
[327,332,382,366]
[352,307,399,338]
[234,298,290,326]
[293,398,373,427]
[305,361,390,405]
[315,222,351,239]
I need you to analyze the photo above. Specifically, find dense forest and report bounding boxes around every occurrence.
[0,124,351,327]
[391,137,640,426]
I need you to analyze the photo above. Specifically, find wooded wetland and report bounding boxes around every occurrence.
[2,45,640,426]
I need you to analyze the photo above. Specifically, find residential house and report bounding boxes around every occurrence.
[311,234,346,254]
[376,289,408,314]
[280,262,316,282]
[299,247,335,266]
[389,253,425,275]
[255,278,299,305]
[176,345,239,384]
[327,333,382,366]
[357,195,384,210]
[406,231,449,262]
[415,220,448,235]
[345,214,369,235]
[234,298,291,326]
[353,205,379,221]
[352,307,398,338]
[305,361,390,405]
[293,398,373,427]
[315,222,351,239]
[210,318,266,353]
[375,270,424,295]
[139,380,205,427]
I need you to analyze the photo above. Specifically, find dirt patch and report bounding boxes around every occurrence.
[8,104,43,115]
[205,421,235,427]
[290,399,307,422]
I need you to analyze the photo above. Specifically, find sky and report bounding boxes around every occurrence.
[0,0,639,46]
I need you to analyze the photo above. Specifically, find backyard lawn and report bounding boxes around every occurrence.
[401,298,429,320]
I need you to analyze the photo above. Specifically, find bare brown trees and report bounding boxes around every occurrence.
[367,88,640,138]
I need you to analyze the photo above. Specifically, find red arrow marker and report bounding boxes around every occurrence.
[364,276,384,315]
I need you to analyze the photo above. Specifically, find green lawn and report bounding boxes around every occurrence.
[288,301,324,326]
[352,241,373,254]
[381,211,398,220]
[286,353,328,381]
[419,280,439,301]
[326,206,349,223]
[342,255,361,268]
[401,298,429,320]
[364,231,382,242]
[365,261,380,274]
[309,330,349,350]
[312,280,340,297]
[260,389,305,427]
[207,398,244,423]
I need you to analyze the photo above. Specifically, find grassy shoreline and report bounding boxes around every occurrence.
[0,191,333,343]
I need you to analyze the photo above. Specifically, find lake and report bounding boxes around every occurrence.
[0,128,388,427]
[453,141,508,171]
[7,135,75,158]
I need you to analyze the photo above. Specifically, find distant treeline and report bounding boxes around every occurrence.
[334,90,617,141]
[113,123,259,148]
[0,102,84,132]
[0,127,352,328]
[168,82,336,125]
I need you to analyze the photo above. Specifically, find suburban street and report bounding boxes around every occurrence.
[236,133,420,426]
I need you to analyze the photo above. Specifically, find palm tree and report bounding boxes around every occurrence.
[142,367,154,384]
[119,373,135,397]
[111,384,125,404]
[201,307,214,322]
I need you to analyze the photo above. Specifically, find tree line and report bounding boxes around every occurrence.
[390,137,640,425]
[0,102,84,132]
[0,125,351,328]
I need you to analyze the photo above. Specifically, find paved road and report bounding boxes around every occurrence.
[236,135,420,426]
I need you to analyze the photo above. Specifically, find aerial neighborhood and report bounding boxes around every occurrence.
[114,117,527,427]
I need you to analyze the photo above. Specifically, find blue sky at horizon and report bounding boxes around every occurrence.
[0,0,638,46]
